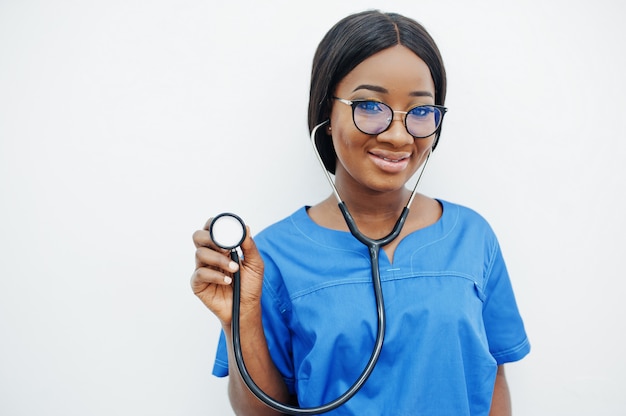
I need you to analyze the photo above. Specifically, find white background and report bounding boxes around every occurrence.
[1,0,625,415]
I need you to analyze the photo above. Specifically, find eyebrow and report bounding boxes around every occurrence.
[352,84,434,98]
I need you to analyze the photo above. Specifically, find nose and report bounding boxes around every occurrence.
[377,111,413,147]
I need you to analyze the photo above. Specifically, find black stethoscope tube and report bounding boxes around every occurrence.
[228,120,430,414]
[230,203,409,415]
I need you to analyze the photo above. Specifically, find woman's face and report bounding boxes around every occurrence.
[329,45,436,195]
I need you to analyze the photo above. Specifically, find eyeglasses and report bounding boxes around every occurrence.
[333,97,447,138]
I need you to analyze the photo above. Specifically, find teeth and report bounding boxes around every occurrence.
[383,157,401,162]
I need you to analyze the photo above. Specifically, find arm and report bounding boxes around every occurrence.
[489,365,511,416]
[192,223,295,415]
[223,313,297,416]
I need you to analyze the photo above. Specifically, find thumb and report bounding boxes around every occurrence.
[239,226,264,276]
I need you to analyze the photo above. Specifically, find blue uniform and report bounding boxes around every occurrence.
[213,200,530,415]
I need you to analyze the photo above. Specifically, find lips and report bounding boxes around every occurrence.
[368,150,412,173]
[369,149,411,161]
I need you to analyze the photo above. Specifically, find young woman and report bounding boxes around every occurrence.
[192,10,530,416]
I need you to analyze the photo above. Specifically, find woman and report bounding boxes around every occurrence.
[192,10,530,416]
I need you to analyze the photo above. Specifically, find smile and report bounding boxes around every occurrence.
[369,150,412,162]
[368,151,411,173]
[381,156,407,163]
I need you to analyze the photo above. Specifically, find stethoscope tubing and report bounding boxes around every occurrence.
[229,120,429,414]
[230,202,408,415]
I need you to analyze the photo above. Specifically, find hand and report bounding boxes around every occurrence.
[191,218,265,326]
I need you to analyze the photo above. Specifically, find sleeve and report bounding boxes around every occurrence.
[482,238,531,365]
[212,330,229,377]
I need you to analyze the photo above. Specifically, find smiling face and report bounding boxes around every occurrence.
[329,45,437,196]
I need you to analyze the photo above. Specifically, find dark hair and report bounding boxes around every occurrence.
[308,10,447,173]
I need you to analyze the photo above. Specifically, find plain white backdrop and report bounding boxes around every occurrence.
[1,0,625,415]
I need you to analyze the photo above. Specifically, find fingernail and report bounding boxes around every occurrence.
[228,261,238,272]
[224,276,232,284]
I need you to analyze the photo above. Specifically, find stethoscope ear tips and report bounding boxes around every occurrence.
[209,213,247,250]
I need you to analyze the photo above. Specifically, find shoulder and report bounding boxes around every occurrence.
[253,206,323,258]
[255,207,309,241]
[435,199,501,250]
[439,199,492,228]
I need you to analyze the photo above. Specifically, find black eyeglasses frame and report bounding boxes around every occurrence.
[333,97,448,139]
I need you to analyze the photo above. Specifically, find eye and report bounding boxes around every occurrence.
[355,100,387,115]
[409,106,435,118]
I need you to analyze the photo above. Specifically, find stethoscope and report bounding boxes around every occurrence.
[209,120,431,414]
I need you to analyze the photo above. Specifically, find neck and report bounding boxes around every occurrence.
[327,172,414,240]
[338,187,410,218]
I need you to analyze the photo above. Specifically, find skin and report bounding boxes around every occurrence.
[491,366,512,416]
[191,45,511,416]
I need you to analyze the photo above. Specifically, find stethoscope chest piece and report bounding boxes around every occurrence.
[209,213,247,250]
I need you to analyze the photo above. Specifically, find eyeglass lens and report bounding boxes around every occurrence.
[352,101,443,138]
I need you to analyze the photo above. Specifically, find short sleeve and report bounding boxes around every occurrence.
[212,330,229,377]
[483,240,531,364]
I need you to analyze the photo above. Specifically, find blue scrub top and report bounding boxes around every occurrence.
[213,200,530,415]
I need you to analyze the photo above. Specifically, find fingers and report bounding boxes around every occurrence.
[192,228,224,250]
[191,246,238,294]
[191,219,262,293]
[193,217,226,249]
[195,245,239,273]
[190,264,233,289]
[203,217,214,231]
[193,221,240,288]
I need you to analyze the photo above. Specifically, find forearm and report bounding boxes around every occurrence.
[489,365,511,416]
[223,310,294,416]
